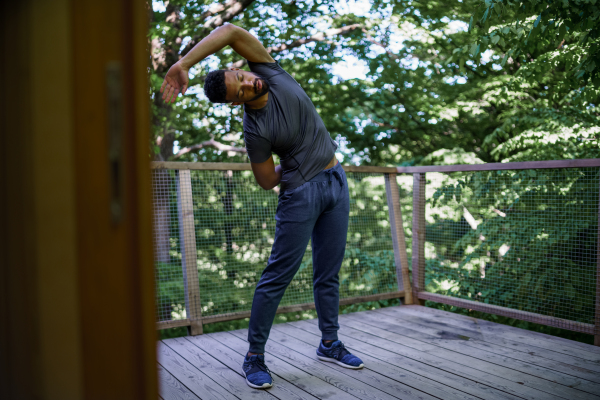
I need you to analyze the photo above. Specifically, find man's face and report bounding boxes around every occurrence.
[224,69,270,104]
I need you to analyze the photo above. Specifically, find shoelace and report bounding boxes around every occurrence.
[328,342,350,360]
[250,357,271,375]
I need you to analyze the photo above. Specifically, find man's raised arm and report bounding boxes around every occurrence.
[161,24,274,103]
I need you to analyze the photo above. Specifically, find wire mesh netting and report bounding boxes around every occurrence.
[152,169,186,323]
[152,168,404,323]
[420,167,599,331]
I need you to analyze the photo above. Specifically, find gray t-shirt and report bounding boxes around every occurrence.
[243,61,338,192]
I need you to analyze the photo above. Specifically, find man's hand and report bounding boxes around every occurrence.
[160,62,189,103]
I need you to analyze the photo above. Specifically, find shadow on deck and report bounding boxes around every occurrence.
[157,305,600,400]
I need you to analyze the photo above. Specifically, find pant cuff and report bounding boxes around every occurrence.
[321,332,339,341]
[248,344,265,354]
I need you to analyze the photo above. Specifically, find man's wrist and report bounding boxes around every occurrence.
[178,59,192,71]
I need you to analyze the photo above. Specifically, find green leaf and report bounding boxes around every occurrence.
[586,61,596,72]
[501,50,512,66]
[491,35,500,45]
[481,8,490,23]
[558,22,567,42]
[470,43,479,56]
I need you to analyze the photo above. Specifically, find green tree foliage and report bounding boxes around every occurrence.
[457,0,600,162]
[466,0,599,87]
[149,0,598,165]
[426,167,598,326]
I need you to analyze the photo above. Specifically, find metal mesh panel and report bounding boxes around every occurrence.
[341,173,399,298]
[152,168,402,323]
[420,167,599,332]
[396,174,414,272]
[152,169,186,323]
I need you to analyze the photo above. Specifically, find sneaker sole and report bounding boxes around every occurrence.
[242,367,273,389]
[317,355,364,369]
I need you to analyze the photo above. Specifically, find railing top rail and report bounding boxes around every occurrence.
[150,158,600,173]
[150,161,397,173]
[396,158,600,173]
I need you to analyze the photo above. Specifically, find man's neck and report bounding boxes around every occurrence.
[244,92,269,110]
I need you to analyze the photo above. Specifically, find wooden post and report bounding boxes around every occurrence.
[384,173,413,304]
[596,175,600,346]
[176,170,203,335]
[412,173,426,306]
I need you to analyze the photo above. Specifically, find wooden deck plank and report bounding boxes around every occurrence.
[270,323,480,400]
[396,306,600,356]
[341,313,597,400]
[207,330,357,400]
[280,321,524,400]
[157,342,239,400]
[345,310,475,345]
[375,307,600,363]
[373,307,485,340]
[361,308,488,343]
[157,306,600,400]
[388,306,483,335]
[382,306,600,369]
[186,335,324,400]
[295,318,566,400]
[162,337,274,400]
[427,339,600,397]
[208,332,356,399]
[388,307,600,374]
[342,311,600,382]
[340,313,600,398]
[265,324,441,400]
[228,328,404,400]
[158,364,202,400]
[402,305,600,354]
[462,337,600,384]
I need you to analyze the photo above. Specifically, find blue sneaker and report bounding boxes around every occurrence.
[242,354,273,389]
[317,340,364,369]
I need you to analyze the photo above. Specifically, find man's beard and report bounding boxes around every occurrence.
[247,75,270,102]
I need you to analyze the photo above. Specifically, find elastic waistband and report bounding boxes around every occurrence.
[308,160,344,183]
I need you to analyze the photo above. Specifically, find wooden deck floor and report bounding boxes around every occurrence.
[158,305,600,400]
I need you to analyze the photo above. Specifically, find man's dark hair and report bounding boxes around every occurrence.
[203,70,228,103]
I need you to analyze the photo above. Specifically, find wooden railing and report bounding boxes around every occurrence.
[151,159,600,346]
[151,163,412,335]
[401,158,600,347]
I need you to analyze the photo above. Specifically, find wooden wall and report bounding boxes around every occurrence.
[0,0,157,399]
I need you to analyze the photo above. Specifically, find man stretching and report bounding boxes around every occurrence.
[161,23,364,390]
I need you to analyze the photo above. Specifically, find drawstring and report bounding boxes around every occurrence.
[324,167,343,188]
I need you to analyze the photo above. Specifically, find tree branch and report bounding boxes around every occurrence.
[374,121,398,130]
[198,0,234,22]
[361,28,400,61]
[174,138,247,159]
[230,24,363,68]
[180,0,256,58]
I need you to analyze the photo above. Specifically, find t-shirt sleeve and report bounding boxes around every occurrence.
[244,129,272,164]
[247,61,285,79]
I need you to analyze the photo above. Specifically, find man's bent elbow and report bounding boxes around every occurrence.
[258,180,277,191]
[221,23,240,37]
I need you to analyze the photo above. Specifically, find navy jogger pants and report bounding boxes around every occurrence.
[247,161,350,354]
